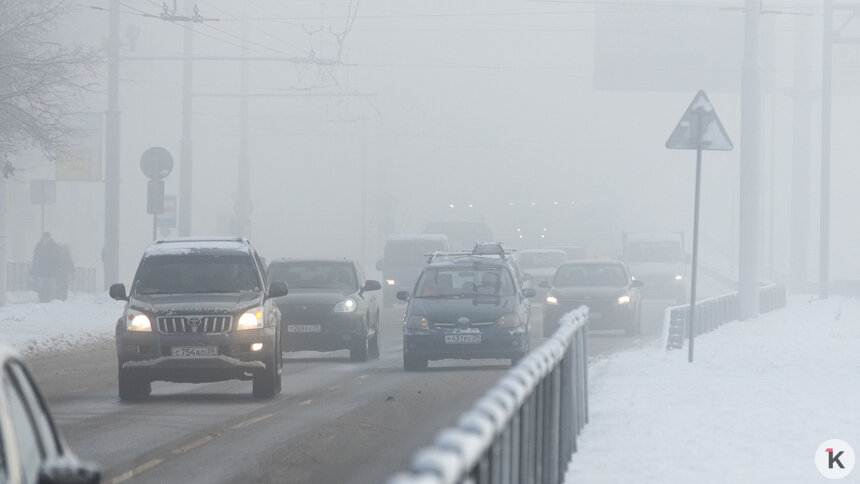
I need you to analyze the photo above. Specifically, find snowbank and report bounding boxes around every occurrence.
[0,293,124,355]
[564,296,860,483]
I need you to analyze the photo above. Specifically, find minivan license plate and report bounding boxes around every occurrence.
[287,324,321,333]
[172,346,218,357]
[445,334,481,345]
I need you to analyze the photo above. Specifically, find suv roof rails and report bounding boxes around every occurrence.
[156,237,249,245]
[424,243,514,264]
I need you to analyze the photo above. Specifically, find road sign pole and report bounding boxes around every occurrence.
[152,214,157,241]
[688,147,703,362]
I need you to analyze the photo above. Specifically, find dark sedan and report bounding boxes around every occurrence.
[542,261,643,336]
[268,259,382,362]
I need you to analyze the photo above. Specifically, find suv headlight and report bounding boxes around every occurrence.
[617,295,631,305]
[406,314,428,329]
[125,309,152,332]
[675,274,683,281]
[498,312,521,328]
[333,298,357,313]
[385,279,396,286]
[237,307,264,330]
[545,295,559,305]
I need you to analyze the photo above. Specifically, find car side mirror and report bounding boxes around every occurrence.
[363,280,382,292]
[109,283,127,301]
[396,291,410,302]
[268,282,288,298]
[522,288,537,298]
[38,456,101,484]
[538,281,550,289]
[632,280,644,288]
[376,260,384,271]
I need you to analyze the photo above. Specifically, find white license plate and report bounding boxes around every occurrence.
[171,346,218,357]
[590,312,602,320]
[287,324,322,333]
[444,334,482,345]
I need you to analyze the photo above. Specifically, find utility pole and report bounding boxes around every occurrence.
[790,14,813,292]
[103,0,120,288]
[820,0,833,298]
[233,10,251,237]
[179,1,194,236]
[738,0,762,319]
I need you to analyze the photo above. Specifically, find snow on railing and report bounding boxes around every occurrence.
[388,307,590,484]
[664,283,787,350]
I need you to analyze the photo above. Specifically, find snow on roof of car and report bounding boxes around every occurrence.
[144,237,252,256]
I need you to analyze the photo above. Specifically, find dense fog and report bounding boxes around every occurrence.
[5,0,858,289]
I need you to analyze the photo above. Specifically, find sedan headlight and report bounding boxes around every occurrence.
[675,274,683,281]
[545,295,559,305]
[617,295,631,305]
[333,298,357,313]
[237,307,264,330]
[498,312,521,328]
[386,279,396,286]
[406,315,429,329]
[125,310,152,332]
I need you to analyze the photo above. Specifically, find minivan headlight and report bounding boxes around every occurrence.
[498,312,521,328]
[406,315,429,329]
[237,307,264,330]
[617,295,631,305]
[333,298,357,313]
[125,310,152,332]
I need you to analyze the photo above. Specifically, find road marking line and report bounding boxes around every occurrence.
[328,384,342,390]
[172,435,214,455]
[299,399,313,406]
[357,374,369,380]
[230,413,272,430]
[111,458,164,484]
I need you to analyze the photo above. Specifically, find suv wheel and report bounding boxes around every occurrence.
[350,332,370,362]
[118,366,151,401]
[252,352,280,399]
[369,320,381,359]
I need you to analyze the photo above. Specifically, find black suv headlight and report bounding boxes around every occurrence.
[406,315,428,329]
[236,306,264,330]
[125,309,153,332]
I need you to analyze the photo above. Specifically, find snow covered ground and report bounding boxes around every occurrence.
[564,295,859,483]
[0,292,124,355]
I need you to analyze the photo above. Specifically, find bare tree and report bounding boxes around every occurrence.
[0,0,98,164]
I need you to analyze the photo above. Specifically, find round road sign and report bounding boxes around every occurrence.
[140,147,174,180]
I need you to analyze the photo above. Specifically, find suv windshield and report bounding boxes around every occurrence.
[415,265,515,298]
[133,254,260,295]
[384,241,444,267]
[269,262,358,291]
[554,264,628,287]
[519,252,565,270]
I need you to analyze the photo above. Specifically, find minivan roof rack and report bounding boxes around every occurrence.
[424,242,514,264]
[156,237,249,245]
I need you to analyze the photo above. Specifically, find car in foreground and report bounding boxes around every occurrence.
[110,237,287,400]
[399,244,536,370]
[0,346,101,484]
[542,260,643,336]
[268,258,382,361]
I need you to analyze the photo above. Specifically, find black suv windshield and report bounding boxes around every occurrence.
[134,254,261,295]
[554,264,628,287]
[269,262,358,291]
[415,265,515,298]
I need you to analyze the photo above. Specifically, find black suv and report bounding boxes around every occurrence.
[398,244,536,370]
[110,237,287,400]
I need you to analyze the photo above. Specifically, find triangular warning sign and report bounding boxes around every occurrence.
[666,90,733,151]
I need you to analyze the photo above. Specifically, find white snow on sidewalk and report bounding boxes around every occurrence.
[0,293,124,355]
[564,296,860,484]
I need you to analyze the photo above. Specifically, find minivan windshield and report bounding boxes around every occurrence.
[268,262,358,291]
[626,241,683,263]
[554,264,628,287]
[134,254,261,295]
[414,265,515,298]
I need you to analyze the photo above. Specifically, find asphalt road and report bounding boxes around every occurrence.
[26,295,696,484]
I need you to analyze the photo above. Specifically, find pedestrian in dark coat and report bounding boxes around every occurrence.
[32,232,60,302]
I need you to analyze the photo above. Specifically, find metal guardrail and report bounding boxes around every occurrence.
[665,284,787,350]
[6,262,97,294]
[388,306,590,484]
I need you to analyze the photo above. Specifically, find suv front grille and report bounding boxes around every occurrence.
[157,316,233,334]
